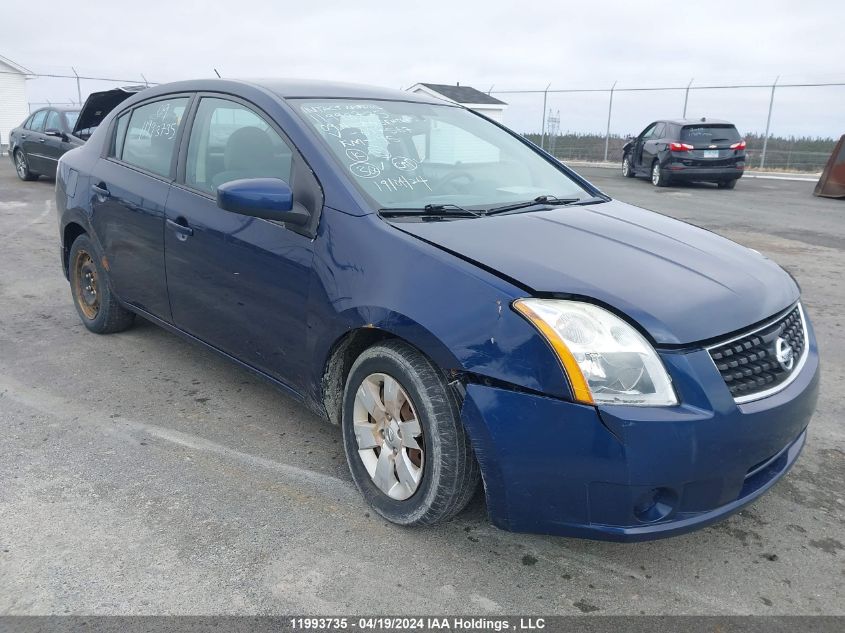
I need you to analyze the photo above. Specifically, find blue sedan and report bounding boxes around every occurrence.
[55,79,819,541]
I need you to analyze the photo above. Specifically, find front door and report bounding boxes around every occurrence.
[633,122,657,171]
[22,110,48,173]
[641,122,665,168]
[42,110,70,178]
[163,96,316,391]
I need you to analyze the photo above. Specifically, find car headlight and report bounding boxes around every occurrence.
[514,299,677,406]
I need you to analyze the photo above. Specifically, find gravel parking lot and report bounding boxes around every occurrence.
[1,161,842,615]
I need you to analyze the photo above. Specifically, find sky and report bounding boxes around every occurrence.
[4,0,844,138]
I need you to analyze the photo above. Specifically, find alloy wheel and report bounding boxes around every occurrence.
[622,157,630,177]
[352,372,425,500]
[73,250,100,320]
[15,152,27,179]
[652,163,661,185]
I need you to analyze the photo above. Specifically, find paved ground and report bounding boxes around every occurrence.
[0,161,842,615]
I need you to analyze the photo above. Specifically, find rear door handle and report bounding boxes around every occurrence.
[166,218,194,238]
[92,183,110,197]
[38,138,46,143]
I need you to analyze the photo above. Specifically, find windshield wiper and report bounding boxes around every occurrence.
[486,195,582,215]
[380,203,483,218]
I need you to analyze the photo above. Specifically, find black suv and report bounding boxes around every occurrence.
[622,119,746,188]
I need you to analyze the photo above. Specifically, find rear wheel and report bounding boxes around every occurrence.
[622,154,635,178]
[341,340,479,526]
[651,161,669,187]
[69,234,135,334]
[717,179,738,189]
[14,150,38,181]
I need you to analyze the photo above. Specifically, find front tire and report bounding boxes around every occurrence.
[14,150,38,181]
[341,340,479,526]
[622,154,635,178]
[68,234,135,334]
[651,160,669,187]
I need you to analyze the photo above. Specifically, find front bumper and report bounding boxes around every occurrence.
[460,321,819,541]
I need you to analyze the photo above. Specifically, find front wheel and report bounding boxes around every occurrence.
[651,161,669,187]
[69,234,136,334]
[14,150,38,181]
[622,154,635,178]
[341,340,479,526]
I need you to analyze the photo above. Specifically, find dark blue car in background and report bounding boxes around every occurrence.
[55,79,819,541]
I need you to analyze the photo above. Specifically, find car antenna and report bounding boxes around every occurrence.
[700,116,706,122]
[214,68,222,78]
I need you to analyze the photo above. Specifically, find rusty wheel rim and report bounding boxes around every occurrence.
[73,250,100,320]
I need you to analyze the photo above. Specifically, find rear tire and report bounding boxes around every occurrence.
[69,234,135,334]
[717,179,738,189]
[651,160,669,187]
[341,340,479,526]
[14,150,38,181]
[622,155,635,178]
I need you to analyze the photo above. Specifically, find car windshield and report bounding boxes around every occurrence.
[292,99,591,210]
[680,125,740,144]
[64,111,80,130]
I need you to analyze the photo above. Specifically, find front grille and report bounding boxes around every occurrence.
[708,304,807,402]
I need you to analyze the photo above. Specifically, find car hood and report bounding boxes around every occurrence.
[72,85,147,139]
[390,200,799,345]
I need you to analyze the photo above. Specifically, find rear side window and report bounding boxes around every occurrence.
[185,97,294,194]
[119,97,189,177]
[28,110,47,132]
[681,125,740,144]
[653,123,666,138]
[45,110,62,132]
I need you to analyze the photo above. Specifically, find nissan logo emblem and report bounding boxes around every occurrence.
[775,337,795,371]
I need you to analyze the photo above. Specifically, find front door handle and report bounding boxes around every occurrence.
[92,182,110,197]
[38,138,47,143]
[166,217,194,239]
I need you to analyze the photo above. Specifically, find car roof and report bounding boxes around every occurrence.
[662,118,735,126]
[120,78,453,106]
[30,105,79,113]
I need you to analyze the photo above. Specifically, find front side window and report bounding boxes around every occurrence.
[185,97,294,194]
[120,97,189,177]
[293,99,590,210]
[28,110,47,132]
[639,123,656,139]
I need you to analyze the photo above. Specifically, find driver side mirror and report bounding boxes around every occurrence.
[45,128,69,142]
[216,178,310,226]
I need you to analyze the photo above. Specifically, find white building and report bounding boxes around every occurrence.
[0,54,31,153]
[407,83,507,122]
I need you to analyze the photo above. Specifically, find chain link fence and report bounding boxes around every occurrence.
[4,68,843,172]
[494,80,845,172]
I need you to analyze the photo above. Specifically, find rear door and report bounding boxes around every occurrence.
[163,94,319,391]
[88,94,192,320]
